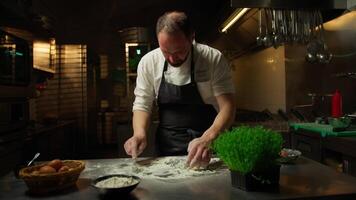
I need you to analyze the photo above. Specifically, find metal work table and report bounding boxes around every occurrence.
[1,157,356,200]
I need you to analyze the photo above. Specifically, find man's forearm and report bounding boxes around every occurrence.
[132,110,151,138]
[202,94,236,141]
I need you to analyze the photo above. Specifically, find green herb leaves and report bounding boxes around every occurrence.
[211,126,283,174]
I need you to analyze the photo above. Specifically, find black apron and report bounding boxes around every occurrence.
[156,47,217,156]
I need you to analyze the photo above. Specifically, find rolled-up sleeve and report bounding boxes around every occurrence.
[212,54,235,96]
[132,57,155,113]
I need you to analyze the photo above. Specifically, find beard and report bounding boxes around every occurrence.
[168,59,185,67]
[167,53,189,67]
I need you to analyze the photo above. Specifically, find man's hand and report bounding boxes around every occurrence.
[186,136,212,168]
[124,135,147,159]
[185,93,235,168]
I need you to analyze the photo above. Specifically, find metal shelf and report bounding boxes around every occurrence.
[230,0,348,9]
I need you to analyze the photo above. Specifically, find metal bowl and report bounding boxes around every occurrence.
[92,174,140,195]
[278,148,302,163]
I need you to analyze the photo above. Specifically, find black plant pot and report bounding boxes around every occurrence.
[230,165,280,192]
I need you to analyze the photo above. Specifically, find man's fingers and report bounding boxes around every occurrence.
[124,136,147,159]
[201,149,211,168]
[189,147,204,168]
[132,149,137,159]
[202,149,209,160]
[186,144,197,166]
[137,141,146,156]
[131,139,138,159]
[187,141,193,153]
[124,141,132,155]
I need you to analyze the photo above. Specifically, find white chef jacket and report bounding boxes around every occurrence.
[133,42,234,113]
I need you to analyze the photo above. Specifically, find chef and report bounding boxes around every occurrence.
[124,11,236,168]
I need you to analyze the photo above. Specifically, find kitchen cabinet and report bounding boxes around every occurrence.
[291,130,323,162]
[33,39,56,74]
[291,128,356,177]
[323,137,356,177]
[342,155,356,177]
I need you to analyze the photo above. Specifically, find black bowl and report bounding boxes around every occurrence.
[92,174,140,195]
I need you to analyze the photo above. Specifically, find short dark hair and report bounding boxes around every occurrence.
[156,11,194,38]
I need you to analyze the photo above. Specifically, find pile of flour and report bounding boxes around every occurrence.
[131,156,225,179]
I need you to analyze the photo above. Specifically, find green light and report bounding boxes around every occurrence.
[4,50,23,56]
[15,52,23,56]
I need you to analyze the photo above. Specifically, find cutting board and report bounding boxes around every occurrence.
[290,123,356,137]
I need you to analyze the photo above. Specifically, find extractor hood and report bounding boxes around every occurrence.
[230,0,355,10]
[213,0,356,61]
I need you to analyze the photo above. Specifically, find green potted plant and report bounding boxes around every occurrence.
[211,126,283,191]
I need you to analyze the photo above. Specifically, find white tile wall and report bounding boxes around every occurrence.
[232,46,286,113]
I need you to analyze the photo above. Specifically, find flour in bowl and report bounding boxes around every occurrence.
[95,176,138,188]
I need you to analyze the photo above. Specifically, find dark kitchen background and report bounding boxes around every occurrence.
[1,0,355,177]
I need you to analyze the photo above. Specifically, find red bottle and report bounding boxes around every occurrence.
[331,90,343,118]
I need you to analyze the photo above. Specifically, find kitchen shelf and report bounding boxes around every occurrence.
[33,65,55,74]
[231,0,348,9]
[127,73,137,77]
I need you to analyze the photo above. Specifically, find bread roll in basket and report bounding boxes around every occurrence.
[19,160,85,194]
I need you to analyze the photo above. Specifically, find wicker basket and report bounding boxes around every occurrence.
[19,160,85,194]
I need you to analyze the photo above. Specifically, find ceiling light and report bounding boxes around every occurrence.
[220,8,250,33]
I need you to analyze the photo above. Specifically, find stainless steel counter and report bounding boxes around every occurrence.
[1,157,356,200]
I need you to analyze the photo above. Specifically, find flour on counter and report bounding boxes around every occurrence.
[83,156,227,181]
[131,156,226,180]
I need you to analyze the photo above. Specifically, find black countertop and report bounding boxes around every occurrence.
[1,157,356,200]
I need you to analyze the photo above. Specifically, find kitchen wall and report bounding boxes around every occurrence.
[231,47,286,113]
[285,11,356,115]
[212,10,356,116]
[32,44,89,150]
